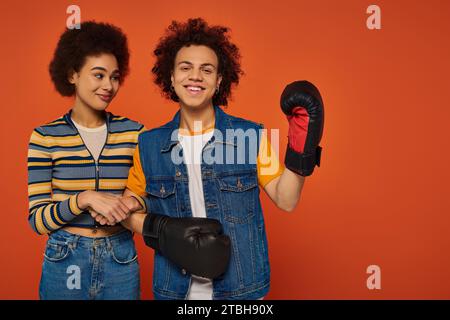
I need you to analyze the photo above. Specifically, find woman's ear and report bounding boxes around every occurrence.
[217,74,223,88]
[68,69,78,85]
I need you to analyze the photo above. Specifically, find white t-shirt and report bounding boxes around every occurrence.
[72,118,107,162]
[178,130,266,300]
[178,130,215,300]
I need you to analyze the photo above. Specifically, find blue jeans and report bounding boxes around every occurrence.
[39,229,140,300]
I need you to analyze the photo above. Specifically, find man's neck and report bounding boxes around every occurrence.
[179,104,215,135]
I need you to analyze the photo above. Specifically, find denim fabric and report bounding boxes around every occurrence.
[139,106,270,300]
[39,229,140,300]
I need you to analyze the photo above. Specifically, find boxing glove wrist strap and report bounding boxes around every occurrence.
[285,145,322,176]
[143,213,168,252]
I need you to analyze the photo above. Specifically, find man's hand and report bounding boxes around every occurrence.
[78,191,134,225]
[87,195,143,226]
[143,213,231,279]
[120,196,143,213]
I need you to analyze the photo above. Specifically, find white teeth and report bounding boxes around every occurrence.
[187,86,202,91]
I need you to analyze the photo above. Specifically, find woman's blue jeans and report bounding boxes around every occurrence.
[39,229,140,300]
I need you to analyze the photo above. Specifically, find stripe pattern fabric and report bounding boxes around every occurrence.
[27,111,145,234]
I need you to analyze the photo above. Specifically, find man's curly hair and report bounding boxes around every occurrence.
[152,17,243,107]
[49,21,130,97]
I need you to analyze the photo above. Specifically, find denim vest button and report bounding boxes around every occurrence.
[176,171,181,177]
[237,177,243,190]
[181,268,187,275]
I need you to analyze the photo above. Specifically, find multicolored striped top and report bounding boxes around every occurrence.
[27,110,145,235]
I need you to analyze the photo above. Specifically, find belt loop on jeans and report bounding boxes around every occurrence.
[70,234,81,250]
[105,237,113,251]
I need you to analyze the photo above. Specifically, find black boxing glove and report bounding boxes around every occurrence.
[142,213,231,279]
[280,80,324,176]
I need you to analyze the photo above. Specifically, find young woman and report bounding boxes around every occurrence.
[122,17,324,299]
[27,21,144,300]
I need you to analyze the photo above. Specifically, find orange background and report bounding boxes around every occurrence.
[1,0,449,299]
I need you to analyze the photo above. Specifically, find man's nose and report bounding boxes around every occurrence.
[189,68,203,81]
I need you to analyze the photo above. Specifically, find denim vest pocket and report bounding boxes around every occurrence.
[217,171,258,224]
[145,177,178,216]
[44,239,71,262]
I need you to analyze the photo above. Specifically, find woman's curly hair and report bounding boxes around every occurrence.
[152,17,243,107]
[49,21,130,96]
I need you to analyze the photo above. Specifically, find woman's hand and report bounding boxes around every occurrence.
[89,209,111,225]
[78,191,132,225]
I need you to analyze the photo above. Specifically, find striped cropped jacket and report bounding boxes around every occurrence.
[27,110,145,235]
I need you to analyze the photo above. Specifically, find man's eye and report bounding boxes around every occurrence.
[181,66,190,71]
[203,69,213,74]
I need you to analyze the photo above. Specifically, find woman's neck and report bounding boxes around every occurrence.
[71,97,106,128]
[179,104,215,134]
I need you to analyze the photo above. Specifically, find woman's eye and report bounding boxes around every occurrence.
[94,74,104,79]
[111,76,120,81]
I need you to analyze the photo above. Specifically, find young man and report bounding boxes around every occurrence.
[122,17,324,300]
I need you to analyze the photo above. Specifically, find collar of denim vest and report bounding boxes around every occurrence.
[160,105,234,153]
[64,109,112,133]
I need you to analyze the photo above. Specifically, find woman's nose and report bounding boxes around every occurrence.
[102,78,113,91]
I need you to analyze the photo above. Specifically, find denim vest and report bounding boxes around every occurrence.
[138,106,270,300]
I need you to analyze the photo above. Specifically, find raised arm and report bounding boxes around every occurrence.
[261,80,324,212]
[263,169,305,212]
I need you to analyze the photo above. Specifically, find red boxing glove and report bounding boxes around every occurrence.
[287,107,310,153]
[280,80,324,176]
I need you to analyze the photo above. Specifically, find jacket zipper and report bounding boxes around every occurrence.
[69,114,109,227]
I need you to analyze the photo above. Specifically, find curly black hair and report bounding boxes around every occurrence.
[152,17,243,107]
[49,21,130,97]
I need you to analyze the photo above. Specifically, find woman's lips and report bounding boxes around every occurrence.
[97,94,112,102]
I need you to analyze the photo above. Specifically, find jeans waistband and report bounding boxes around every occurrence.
[48,229,134,250]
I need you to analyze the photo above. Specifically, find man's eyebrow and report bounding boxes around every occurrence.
[177,61,217,68]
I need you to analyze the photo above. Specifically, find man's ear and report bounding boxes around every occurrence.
[217,74,223,88]
[68,69,78,85]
